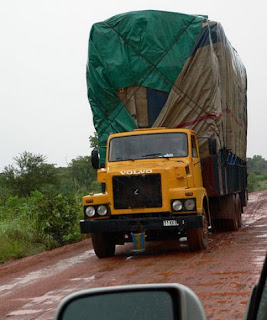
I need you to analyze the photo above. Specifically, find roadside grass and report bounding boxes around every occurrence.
[0,212,46,263]
[0,192,83,264]
[248,174,267,193]
[0,237,46,263]
[258,179,267,191]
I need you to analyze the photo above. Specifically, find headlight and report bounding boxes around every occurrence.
[184,199,196,211]
[85,206,95,217]
[172,200,183,211]
[97,205,108,216]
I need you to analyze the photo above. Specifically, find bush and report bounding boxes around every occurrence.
[0,151,99,263]
[0,191,83,262]
[247,173,259,192]
[30,192,82,248]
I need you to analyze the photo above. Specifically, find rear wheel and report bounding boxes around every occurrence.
[212,219,224,231]
[224,194,240,231]
[92,232,115,258]
[235,194,242,228]
[187,208,209,251]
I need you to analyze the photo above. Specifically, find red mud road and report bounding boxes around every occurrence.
[0,191,267,320]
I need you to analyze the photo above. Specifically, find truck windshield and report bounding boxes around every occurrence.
[109,132,188,162]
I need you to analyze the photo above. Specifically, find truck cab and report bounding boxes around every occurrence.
[81,128,210,258]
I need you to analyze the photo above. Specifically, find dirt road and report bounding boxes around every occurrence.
[0,191,267,320]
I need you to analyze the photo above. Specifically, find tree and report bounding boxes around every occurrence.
[89,132,98,149]
[0,173,10,203]
[69,156,99,193]
[247,155,267,175]
[247,155,267,192]
[2,152,58,197]
[247,173,260,192]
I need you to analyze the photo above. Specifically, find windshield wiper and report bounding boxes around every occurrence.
[141,153,163,158]
[115,157,135,161]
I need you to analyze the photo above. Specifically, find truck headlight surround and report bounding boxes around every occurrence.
[172,200,183,211]
[85,206,96,217]
[97,205,108,216]
[184,198,196,211]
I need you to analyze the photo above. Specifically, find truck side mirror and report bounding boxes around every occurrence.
[91,149,100,169]
[55,283,206,320]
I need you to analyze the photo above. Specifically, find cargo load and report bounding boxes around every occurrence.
[86,10,247,165]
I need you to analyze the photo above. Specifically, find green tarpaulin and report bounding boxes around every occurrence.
[86,10,247,165]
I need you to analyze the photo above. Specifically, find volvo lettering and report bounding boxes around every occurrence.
[120,169,153,175]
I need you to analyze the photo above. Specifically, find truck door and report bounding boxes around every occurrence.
[191,135,203,187]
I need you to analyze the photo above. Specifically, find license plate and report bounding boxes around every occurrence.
[163,220,179,226]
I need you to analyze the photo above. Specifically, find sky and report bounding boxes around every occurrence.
[0,0,266,171]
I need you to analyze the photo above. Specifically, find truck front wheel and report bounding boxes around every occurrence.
[187,209,209,251]
[92,232,115,258]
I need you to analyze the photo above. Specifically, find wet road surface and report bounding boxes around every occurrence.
[0,190,267,319]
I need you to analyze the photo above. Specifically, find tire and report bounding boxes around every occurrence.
[187,208,209,251]
[210,198,225,232]
[225,218,238,231]
[244,189,248,206]
[92,233,115,258]
[212,219,225,232]
[224,194,240,231]
[235,194,242,228]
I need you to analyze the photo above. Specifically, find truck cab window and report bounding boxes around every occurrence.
[108,133,188,162]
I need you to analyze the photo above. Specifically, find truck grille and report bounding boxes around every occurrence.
[113,174,162,209]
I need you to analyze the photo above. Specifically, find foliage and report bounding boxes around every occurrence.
[55,166,75,195]
[0,173,10,204]
[247,155,267,192]
[0,191,83,262]
[247,155,267,175]
[1,148,267,263]
[2,152,58,197]
[247,173,260,192]
[30,191,82,247]
[89,132,98,149]
[0,213,46,262]
[0,147,102,263]
[69,156,99,193]
[55,156,100,195]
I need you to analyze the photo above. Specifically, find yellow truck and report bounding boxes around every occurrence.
[81,11,247,257]
[81,127,210,256]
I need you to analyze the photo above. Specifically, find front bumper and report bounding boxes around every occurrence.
[80,215,203,234]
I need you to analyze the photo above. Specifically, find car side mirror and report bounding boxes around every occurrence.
[244,254,267,320]
[55,283,206,320]
[91,149,100,169]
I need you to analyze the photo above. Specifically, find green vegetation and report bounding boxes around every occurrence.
[247,155,267,192]
[2,152,59,197]
[0,149,266,264]
[0,192,81,262]
[0,148,100,264]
